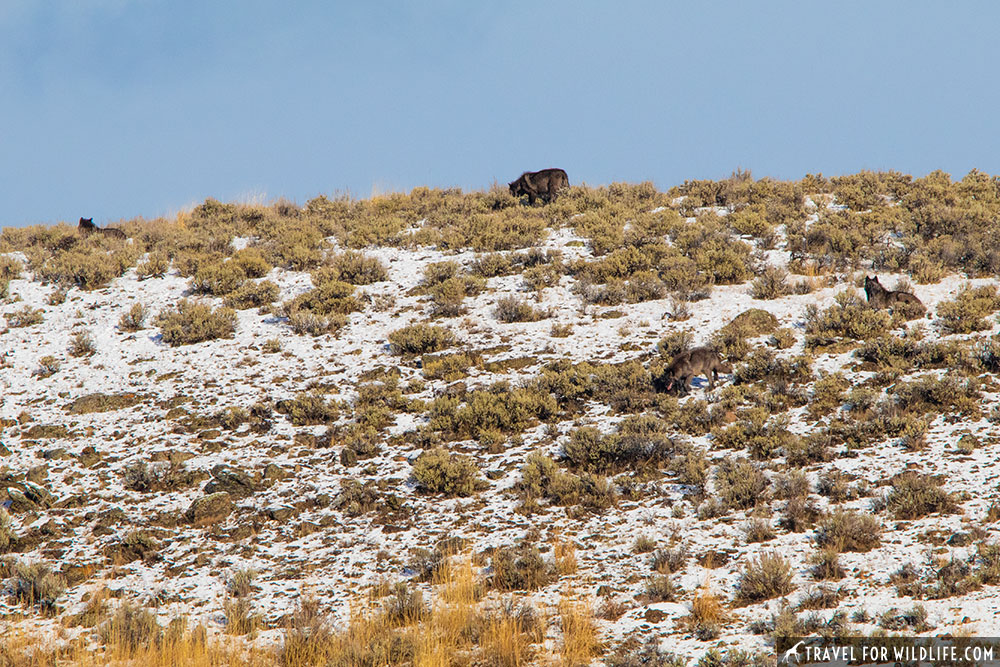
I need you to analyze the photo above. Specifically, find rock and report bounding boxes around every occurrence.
[266,506,296,522]
[643,608,666,623]
[186,492,233,527]
[76,446,101,467]
[4,487,36,513]
[340,448,358,467]
[293,521,321,538]
[42,448,68,461]
[263,463,286,483]
[105,531,159,564]
[150,449,194,465]
[26,465,48,484]
[62,562,98,586]
[95,508,127,527]
[204,465,256,499]
[23,424,68,439]
[948,532,973,547]
[21,481,54,508]
[294,432,318,448]
[56,495,87,509]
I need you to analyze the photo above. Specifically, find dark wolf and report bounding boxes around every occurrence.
[661,347,733,394]
[864,275,925,318]
[509,168,569,205]
[79,217,127,240]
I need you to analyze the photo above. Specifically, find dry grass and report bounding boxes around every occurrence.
[558,596,602,667]
[0,623,271,666]
[553,540,578,576]
[0,557,598,666]
[683,585,729,631]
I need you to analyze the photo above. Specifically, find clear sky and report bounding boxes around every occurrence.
[3,1,1000,227]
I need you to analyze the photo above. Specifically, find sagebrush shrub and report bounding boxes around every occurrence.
[471,252,514,277]
[223,596,262,636]
[9,560,66,614]
[714,458,769,510]
[808,372,849,419]
[322,251,388,285]
[136,252,169,279]
[811,547,846,581]
[230,247,271,277]
[224,280,280,309]
[805,291,890,348]
[428,275,484,317]
[735,552,795,604]
[276,392,339,425]
[891,373,980,417]
[191,260,247,296]
[430,383,557,440]
[412,448,484,496]
[35,241,139,289]
[288,310,347,336]
[0,507,15,553]
[883,471,957,519]
[422,261,461,286]
[490,544,554,591]
[517,450,617,511]
[154,299,236,346]
[728,204,775,238]
[6,306,44,328]
[744,518,776,543]
[711,408,797,460]
[389,323,456,355]
[284,279,360,317]
[118,303,148,331]
[494,296,547,323]
[68,330,96,357]
[36,355,60,377]
[937,284,1000,334]
[562,422,675,474]
[712,309,779,360]
[750,266,792,300]
[644,575,682,602]
[381,583,426,626]
[122,461,198,493]
[816,510,881,552]
[0,256,22,282]
[421,352,477,381]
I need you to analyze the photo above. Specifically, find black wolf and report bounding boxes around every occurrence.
[864,275,924,318]
[661,347,733,394]
[79,217,126,240]
[509,168,569,205]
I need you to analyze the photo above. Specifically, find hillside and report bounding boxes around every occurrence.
[2,170,1000,665]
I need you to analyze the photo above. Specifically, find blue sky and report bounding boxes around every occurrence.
[2,1,1000,227]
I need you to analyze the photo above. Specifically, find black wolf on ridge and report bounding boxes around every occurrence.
[509,168,569,205]
[78,217,126,240]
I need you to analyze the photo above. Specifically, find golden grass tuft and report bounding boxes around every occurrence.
[553,540,578,576]
[687,586,728,627]
[558,596,602,666]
